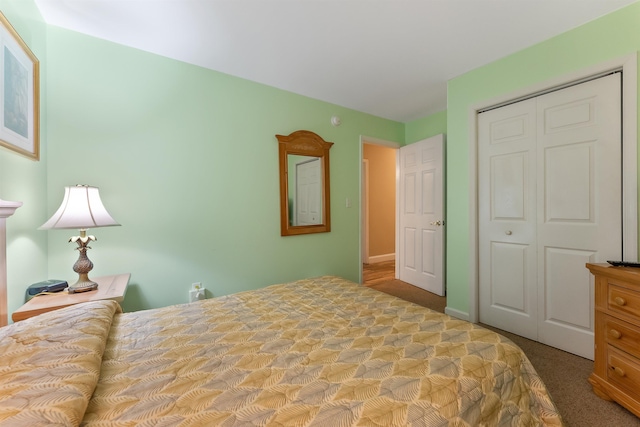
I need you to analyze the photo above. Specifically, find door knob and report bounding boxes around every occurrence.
[430,220,444,226]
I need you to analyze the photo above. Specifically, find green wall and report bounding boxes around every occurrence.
[445,2,640,316]
[0,1,48,319]
[43,27,403,312]
[405,110,447,144]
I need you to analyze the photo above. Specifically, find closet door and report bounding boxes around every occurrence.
[478,74,622,359]
[536,73,621,359]
[478,99,538,340]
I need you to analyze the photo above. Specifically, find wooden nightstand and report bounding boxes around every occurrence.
[12,273,130,322]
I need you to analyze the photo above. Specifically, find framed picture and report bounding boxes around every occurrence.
[0,12,39,161]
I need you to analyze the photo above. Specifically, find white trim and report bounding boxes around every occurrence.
[361,135,401,149]
[367,253,396,263]
[0,199,22,327]
[359,135,401,284]
[622,56,638,262]
[445,307,469,321]
[467,53,638,323]
[395,149,400,280]
[362,159,370,264]
[477,69,623,114]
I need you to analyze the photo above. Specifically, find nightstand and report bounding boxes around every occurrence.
[12,273,130,322]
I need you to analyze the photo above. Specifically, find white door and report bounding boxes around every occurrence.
[478,74,622,359]
[478,98,538,340]
[398,134,445,296]
[536,74,621,358]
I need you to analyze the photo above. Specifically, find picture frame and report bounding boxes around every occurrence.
[0,12,39,161]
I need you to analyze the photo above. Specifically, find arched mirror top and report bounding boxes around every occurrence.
[276,130,334,156]
[276,130,333,236]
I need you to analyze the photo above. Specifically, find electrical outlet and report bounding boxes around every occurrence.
[189,282,206,302]
[189,288,205,302]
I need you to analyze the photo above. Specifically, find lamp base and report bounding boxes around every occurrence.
[68,280,98,294]
[69,230,99,294]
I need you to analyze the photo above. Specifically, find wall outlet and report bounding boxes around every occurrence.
[189,282,206,302]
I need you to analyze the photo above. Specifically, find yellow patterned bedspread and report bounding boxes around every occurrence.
[0,298,120,426]
[1,276,563,426]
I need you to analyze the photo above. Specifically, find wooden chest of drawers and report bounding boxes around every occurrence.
[587,263,640,417]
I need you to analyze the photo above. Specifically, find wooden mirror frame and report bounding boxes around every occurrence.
[276,130,333,236]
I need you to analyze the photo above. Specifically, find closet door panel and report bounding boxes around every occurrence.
[544,143,593,222]
[479,98,538,340]
[536,73,622,359]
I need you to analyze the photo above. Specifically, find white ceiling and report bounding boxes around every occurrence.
[34,0,638,123]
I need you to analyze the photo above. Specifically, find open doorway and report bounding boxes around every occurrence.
[361,140,398,286]
[360,136,447,312]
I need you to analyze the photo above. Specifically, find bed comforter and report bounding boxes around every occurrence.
[0,276,563,426]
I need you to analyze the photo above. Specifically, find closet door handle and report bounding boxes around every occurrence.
[505,230,512,235]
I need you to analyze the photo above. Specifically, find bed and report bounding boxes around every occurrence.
[0,276,563,426]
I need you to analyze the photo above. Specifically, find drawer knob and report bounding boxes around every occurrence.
[612,366,626,377]
[613,296,627,306]
[609,329,622,339]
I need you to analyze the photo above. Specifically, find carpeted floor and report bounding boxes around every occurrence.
[363,263,640,427]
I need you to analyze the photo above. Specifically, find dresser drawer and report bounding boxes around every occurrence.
[608,283,640,320]
[604,315,640,358]
[607,346,640,398]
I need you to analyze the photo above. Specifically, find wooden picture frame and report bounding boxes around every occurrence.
[0,12,39,161]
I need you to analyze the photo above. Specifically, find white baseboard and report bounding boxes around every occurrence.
[367,253,395,264]
[445,307,469,321]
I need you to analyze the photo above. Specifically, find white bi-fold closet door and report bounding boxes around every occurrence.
[478,73,621,359]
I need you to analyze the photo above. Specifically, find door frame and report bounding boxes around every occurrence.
[467,53,638,323]
[359,136,401,284]
[362,158,369,264]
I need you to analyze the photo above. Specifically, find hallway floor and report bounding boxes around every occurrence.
[362,260,395,285]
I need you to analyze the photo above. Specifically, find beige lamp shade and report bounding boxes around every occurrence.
[40,185,120,230]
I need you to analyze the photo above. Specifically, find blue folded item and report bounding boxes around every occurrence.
[26,279,68,300]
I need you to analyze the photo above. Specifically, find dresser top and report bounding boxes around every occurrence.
[587,263,640,282]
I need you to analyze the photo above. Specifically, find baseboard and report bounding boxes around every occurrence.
[367,253,395,263]
[445,307,469,321]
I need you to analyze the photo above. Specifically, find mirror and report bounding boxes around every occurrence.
[276,130,333,236]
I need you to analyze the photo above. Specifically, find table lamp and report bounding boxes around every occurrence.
[40,185,120,293]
